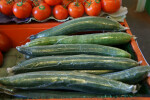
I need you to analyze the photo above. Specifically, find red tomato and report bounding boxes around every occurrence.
[32,3,51,21]
[26,0,33,5]
[14,0,33,5]
[85,0,101,16]
[44,0,62,6]
[0,33,12,52]
[0,0,14,16]
[13,2,32,19]
[101,0,122,13]
[53,5,68,20]
[32,0,45,7]
[62,0,85,7]
[77,0,85,5]
[62,0,72,7]
[68,2,84,18]
[0,51,3,66]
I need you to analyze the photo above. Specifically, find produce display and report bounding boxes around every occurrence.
[0,0,122,21]
[0,16,149,97]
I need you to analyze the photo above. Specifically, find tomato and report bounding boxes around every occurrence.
[25,0,33,5]
[13,2,32,19]
[44,0,62,6]
[0,0,14,16]
[68,2,84,18]
[62,0,85,7]
[85,0,101,16]
[77,0,85,5]
[0,51,3,66]
[53,5,68,20]
[101,0,122,13]
[14,0,33,5]
[32,3,51,21]
[0,33,12,52]
[32,0,45,7]
[62,0,72,7]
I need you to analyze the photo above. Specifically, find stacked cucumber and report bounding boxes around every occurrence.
[1,17,149,95]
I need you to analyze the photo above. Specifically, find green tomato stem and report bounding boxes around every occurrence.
[75,0,79,7]
[63,0,74,8]
[17,2,23,6]
[39,5,45,10]
[85,0,92,8]
[6,0,12,4]
[33,0,39,7]
[95,0,100,3]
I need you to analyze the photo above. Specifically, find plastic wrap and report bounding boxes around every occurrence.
[29,16,127,40]
[24,32,132,47]
[75,70,114,75]
[16,44,131,58]
[7,55,138,74]
[101,66,150,84]
[0,71,137,95]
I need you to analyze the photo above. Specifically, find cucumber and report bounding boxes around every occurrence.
[75,70,114,75]
[100,66,150,84]
[30,16,126,40]
[7,55,139,74]
[0,71,137,94]
[17,44,131,58]
[25,32,132,47]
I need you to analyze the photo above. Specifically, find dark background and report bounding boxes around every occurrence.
[123,0,150,64]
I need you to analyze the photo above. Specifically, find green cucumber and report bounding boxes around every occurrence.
[75,70,114,75]
[100,66,150,84]
[0,71,137,94]
[17,44,131,58]
[30,16,126,40]
[25,32,132,47]
[7,55,139,74]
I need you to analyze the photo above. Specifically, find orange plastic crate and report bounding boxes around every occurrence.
[0,20,149,99]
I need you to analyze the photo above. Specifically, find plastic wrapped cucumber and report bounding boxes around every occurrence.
[75,70,114,75]
[100,66,150,84]
[30,16,127,40]
[7,55,139,74]
[16,44,131,58]
[25,32,132,47]
[0,71,137,95]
